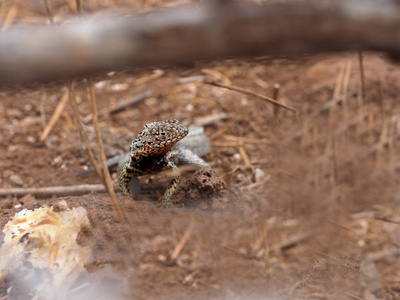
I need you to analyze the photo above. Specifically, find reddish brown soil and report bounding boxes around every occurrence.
[2,1,400,299]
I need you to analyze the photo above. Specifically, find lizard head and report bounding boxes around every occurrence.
[130,119,189,157]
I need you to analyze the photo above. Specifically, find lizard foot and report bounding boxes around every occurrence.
[157,198,174,208]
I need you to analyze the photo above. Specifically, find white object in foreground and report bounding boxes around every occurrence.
[0,201,91,298]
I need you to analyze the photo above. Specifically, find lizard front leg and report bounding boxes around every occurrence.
[118,161,136,197]
[159,161,181,207]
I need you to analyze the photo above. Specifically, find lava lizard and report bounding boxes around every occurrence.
[77,119,210,206]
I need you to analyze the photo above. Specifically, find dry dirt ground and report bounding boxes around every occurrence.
[2,1,400,300]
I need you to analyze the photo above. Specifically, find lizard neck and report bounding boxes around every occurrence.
[129,152,170,175]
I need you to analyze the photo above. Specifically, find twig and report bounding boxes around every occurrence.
[39,89,69,142]
[273,83,281,116]
[0,184,106,197]
[271,230,314,252]
[108,90,152,114]
[1,1,400,85]
[203,79,296,113]
[68,82,104,180]
[86,78,124,222]
[170,223,194,261]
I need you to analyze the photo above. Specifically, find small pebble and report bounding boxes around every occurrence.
[361,261,382,293]
[254,168,265,182]
[26,136,35,143]
[182,274,193,285]
[186,103,194,111]
[157,255,166,262]
[94,81,106,89]
[111,83,128,91]
[10,174,23,186]
[51,156,62,167]
[233,153,241,160]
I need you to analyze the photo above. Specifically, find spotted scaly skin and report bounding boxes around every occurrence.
[118,119,189,207]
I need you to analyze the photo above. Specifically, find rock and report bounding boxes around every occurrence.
[254,168,265,182]
[9,174,23,186]
[361,261,382,293]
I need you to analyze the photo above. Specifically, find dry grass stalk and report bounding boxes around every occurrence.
[135,70,164,85]
[39,89,69,142]
[344,292,367,300]
[358,51,366,107]
[39,88,47,128]
[306,58,349,125]
[1,3,17,32]
[86,78,124,222]
[238,142,256,173]
[68,82,104,181]
[43,0,54,24]
[239,175,271,191]
[378,76,385,120]
[203,79,296,113]
[329,59,347,120]
[330,137,338,186]
[68,283,89,295]
[208,127,227,140]
[366,248,399,262]
[376,121,389,162]
[75,0,82,14]
[250,197,272,275]
[170,223,194,261]
[375,216,400,225]
[259,221,272,276]
[341,57,353,118]
[211,141,239,148]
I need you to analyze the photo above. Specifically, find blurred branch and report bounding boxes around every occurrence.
[1,0,400,85]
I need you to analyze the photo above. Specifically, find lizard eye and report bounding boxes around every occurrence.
[160,132,166,136]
